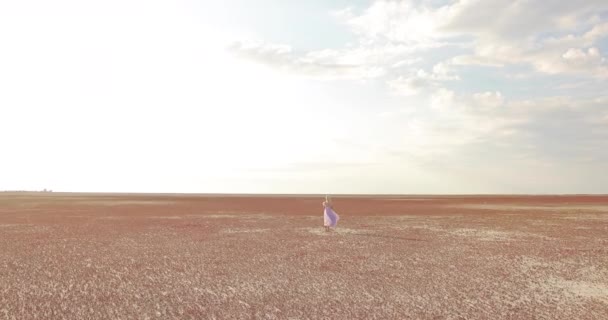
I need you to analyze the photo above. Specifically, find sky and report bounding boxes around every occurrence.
[1,0,608,194]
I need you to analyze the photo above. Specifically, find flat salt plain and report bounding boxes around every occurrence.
[1,193,607,319]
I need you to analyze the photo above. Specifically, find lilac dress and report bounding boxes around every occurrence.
[323,201,339,228]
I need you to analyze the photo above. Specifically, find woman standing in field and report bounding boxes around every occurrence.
[323,195,339,232]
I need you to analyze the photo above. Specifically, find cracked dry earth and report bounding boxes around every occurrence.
[1,193,607,319]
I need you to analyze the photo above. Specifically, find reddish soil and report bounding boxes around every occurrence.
[1,193,607,319]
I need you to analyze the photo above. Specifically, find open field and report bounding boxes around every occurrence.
[1,193,607,319]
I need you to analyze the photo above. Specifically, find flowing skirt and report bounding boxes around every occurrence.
[323,207,339,227]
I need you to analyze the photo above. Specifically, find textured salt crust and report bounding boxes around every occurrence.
[303,216,323,220]
[95,213,271,220]
[449,228,514,241]
[333,228,369,235]
[0,223,40,228]
[3,195,607,319]
[75,200,176,206]
[407,225,445,232]
[302,227,369,236]
[528,220,561,226]
[0,224,20,228]
[188,213,272,219]
[374,198,435,201]
[97,216,126,220]
[454,204,608,212]
[519,256,552,271]
[561,214,608,221]
[520,256,608,303]
[541,278,608,303]
[387,215,429,220]
[404,224,550,241]
[222,228,270,234]
[1,225,50,233]
[148,216,183,220]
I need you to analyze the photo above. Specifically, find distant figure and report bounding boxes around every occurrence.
[323,195,339,232]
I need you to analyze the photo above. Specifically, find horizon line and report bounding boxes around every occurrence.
[2,191,608,197]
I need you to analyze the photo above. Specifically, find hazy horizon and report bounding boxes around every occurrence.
[2,0,608,194]
[2,190,608,197]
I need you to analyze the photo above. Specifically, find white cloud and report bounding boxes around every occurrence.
[239,0,608,84]
[303,43,416,68]
[392,58,422,68]
[431,61,460,80]
[397,89,608,161]
[472,91,505,109]
[229,41,387,80]
[562,47,603,64]
[388,75,429,96]
[439,0,608,40]
[396,88,519,156]
[450,55,504,67]
[584,22,608,41]
[334,0,608,79]
[387,61,459,96]
[444,34,608,78]
[333,2,445,46]
[444,1,608,77]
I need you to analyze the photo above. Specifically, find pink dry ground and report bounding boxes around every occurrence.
[1,193,607,319]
